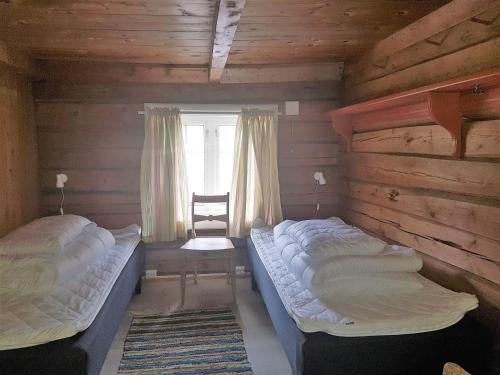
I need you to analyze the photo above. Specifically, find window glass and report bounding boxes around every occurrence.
[184,125,204,197]
[218,125,236,195]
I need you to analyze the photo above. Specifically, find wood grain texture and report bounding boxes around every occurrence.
[345,37,500,103]
[351,120,500,157]
[33,80,341,103]
[0,40,39,76]
[36,84,340,228]
[345,0,500,77]
[209,0,246,81]
[346,6,500,87]
[39,61,343,84]
[0,66,39,237]
[340,179,500,241]
[344,152,500,198]
[0,1,446,65]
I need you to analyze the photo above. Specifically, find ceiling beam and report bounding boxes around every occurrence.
[37,61,344,84]
[209,0,246,82]
[345,0,499,76]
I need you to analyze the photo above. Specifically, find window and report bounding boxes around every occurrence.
[182,113,237,197]
[182,113,237,228]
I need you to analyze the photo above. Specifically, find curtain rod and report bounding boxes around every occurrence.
[139,103,280,116]
[138,110,240,115]
[137,110,282,115]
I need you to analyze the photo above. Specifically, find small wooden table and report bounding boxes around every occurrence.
[180,237,236,306]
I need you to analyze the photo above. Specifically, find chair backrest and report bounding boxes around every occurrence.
[191,193,230,238]
[443,363,471,375]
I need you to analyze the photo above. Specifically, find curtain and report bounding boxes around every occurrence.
[230,108,283,237]
[140,108,188,242]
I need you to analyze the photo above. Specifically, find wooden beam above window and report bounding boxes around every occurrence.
[209,0,246,82]
[37,61,343,84]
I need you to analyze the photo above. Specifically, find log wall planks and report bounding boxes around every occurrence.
[343,4,500,104]
[0,66,39,236]
[34,80,341,229]
[334,72,500,372]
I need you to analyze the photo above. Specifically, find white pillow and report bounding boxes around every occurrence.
[0,215,91,255]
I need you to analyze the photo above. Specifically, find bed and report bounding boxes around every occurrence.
[0,216,145,375]
[247,221,491,375]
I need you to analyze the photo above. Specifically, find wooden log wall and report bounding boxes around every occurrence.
[34,80,341,230]
[0,65,38,237]
[342,4,500,104]
[336,81,500,373]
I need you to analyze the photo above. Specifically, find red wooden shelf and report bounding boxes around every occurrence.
[329,67,500,158]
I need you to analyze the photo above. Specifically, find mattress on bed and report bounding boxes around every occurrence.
[250,226,478,337]
[0,226,141,350]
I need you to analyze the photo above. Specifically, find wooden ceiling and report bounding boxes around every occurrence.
[0,0,449,68]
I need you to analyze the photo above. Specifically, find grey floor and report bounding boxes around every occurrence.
[100,276,292,375]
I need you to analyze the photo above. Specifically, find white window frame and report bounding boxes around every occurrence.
[182,113,238,196]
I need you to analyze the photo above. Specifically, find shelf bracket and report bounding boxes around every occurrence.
[329,112,352,152]
[427,92,463,158]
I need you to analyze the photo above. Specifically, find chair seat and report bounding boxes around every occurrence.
[181,237,234,251]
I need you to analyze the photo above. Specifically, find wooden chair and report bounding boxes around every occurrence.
[180,193,235,306]
[443,363,471,375]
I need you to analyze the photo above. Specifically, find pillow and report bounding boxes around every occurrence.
[0,215,91,255]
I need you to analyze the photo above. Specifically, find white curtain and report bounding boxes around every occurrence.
[140,107,188,242]
[230,108,283,237]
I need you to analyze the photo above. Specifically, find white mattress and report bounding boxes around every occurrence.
[251,226,478,337]
[0,227,140,350]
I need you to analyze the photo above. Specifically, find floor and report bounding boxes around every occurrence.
[100,275,292,375]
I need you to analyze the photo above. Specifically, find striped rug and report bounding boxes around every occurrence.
[118,307,253,374]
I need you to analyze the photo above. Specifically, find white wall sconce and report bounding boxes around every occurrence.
[313,171,326,185]
[56,173,68,215]
[313,171,326,217]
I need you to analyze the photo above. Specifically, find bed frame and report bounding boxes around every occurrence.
[247,237,491,375]
[0,242,145,375]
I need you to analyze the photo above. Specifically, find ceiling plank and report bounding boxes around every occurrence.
[209,0,246,82]
[345,0,500,76]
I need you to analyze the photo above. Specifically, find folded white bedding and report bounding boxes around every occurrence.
[314,272,424,294]
[275,218,386,258]
[251,226,479,337]
[0,215,91,255]
[0,225,141,350]
[274,218,425,296]
[0,218,117,302]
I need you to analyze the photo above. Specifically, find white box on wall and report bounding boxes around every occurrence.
[285,101,299,116]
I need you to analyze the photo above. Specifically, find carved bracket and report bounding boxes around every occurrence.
[329,112,352,152]
[427,92,463,158]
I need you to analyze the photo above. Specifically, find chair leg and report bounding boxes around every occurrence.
[193,259,198,285]
[230,252,236,302]
[181,254,187,307]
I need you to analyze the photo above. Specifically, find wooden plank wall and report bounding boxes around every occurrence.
[34,81,341,230]
[0,66,38,237]
[338,89,500,372]
[343,4,500,104]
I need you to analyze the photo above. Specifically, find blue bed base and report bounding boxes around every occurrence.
[0,242,145,375]
[247,236,490,375]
